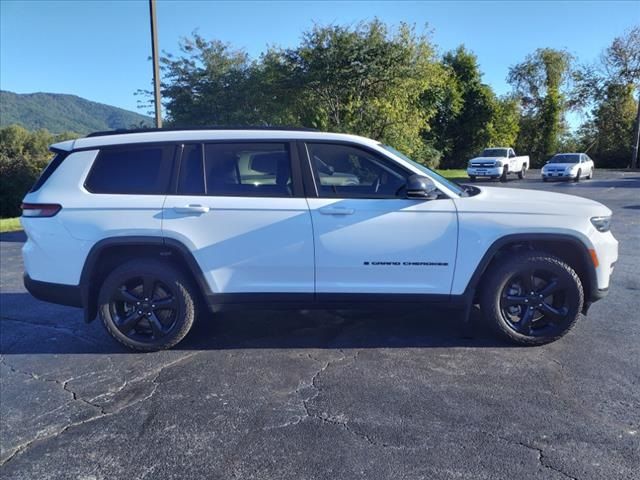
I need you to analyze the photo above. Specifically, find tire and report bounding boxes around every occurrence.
[518,165,526,179]
[574,169,581,182]
[469,176,476,182]
[500,166,508,182]
[542,178,548,182]
[98,259,197,351]
[479,252,584,346]
[587,168,593,180]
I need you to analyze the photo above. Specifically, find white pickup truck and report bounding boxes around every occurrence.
[467,147,529,182]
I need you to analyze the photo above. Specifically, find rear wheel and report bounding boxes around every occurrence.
[480,252,583,345]
[587,168,593,179]
[98,259,197,351]
[518,165,526,179]
[500,166,508,182]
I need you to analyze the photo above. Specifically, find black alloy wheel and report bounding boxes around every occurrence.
[109,275,179,342]
[480,252,583,345]
[98,259,197,351]
[499,268,572,338]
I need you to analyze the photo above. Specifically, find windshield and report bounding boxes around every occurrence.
[549,154,580,164]
[481,148,509,157]
[380,145,465,196]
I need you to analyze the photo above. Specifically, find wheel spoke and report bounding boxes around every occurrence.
[539,302,568,323]
[147,312,167,338]
[142,276,155,300]
[537,279,559,298]
[113,288,140,304]
[118,311,143,333]
[518,307,534,335]
[520,269,536,293]
[503,295,527,307]
[153,296,176,309]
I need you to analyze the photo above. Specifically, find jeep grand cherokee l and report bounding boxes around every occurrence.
[21,128,618,351]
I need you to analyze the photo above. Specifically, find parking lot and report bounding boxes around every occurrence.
[1,169,638,479]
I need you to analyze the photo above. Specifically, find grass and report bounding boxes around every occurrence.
[0,217,22,233]
[435,169,469,181]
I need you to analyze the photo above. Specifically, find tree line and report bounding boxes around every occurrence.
[139,20,639,169]
[1,21,638,217]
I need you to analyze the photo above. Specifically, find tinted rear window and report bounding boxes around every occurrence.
[176,143,292,197]
[85,145,175,194]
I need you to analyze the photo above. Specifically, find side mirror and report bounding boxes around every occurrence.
[406,175,439,200]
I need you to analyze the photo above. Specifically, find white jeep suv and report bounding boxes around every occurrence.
[21,128,618,351]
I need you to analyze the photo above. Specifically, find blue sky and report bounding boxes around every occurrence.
[1,0,638,123]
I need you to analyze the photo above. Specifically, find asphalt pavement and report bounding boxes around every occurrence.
[1,169,639,479]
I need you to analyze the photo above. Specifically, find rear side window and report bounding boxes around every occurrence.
[30,151,69,192]
[176,143,293,197]
[85,145,175,194]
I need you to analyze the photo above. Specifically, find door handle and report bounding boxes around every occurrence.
[318,207,355,215]
[173,204,210,214]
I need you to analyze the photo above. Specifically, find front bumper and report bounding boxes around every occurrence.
[24,274,83,308]
[542,170,577,179]
[467,166,501,177]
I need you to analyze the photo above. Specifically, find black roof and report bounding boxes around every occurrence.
[86,126,319,138]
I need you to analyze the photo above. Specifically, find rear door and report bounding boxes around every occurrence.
[302,142,458,296]
[162,141,314,296]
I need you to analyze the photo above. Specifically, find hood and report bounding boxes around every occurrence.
[456,186,611,217]
[470,156,506,162]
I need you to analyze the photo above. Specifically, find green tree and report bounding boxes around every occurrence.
[574,27,640,167]
[426,46,499,168]
[508,48,573,165]
[0,125,80,217]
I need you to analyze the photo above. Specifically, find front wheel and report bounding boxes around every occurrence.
[574,169,581,182]
[500,166,508,182]
[480,252,584,345]
[98,259,197,351]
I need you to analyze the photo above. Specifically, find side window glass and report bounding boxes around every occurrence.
[204,143,292,197]
[177,144,206,195]
[85,145,175,194]
[306,143,408,198]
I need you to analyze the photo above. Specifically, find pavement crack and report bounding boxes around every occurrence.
[0,351,199,467]
[284,350,397,449]
[499,436,578,480]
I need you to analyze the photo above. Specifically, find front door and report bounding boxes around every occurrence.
[303,142,458,296]
[162,141,314,296]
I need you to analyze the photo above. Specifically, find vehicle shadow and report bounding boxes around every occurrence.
[0,231,26,243]
[0,292,509,355]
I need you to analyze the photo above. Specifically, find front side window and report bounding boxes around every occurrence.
[176,143,293,197]
[85,145,175,194]
[307,143,407,198]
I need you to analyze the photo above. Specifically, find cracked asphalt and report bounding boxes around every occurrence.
[1,170,639,479]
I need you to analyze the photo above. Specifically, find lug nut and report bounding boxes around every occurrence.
[137,311,142,315]
[147,312,152,316]
[151,304,156,308]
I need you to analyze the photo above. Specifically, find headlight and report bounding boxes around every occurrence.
[590,216,611,232]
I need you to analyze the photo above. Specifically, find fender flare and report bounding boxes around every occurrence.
[80,236,213,322]
[462,233,598,306]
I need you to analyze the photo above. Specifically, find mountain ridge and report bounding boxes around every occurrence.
[0,90,153,134]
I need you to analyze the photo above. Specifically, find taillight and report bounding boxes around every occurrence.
[21,203,62,218]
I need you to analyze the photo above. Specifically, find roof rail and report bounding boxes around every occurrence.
[86,126,319,138]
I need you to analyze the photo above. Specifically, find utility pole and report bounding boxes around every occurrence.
[149,0,162,128]
[632,98,640,169]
